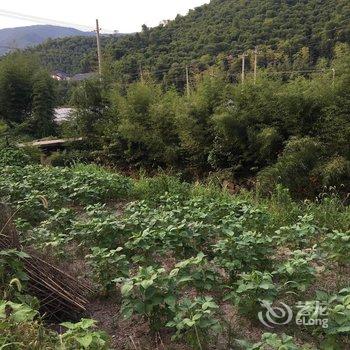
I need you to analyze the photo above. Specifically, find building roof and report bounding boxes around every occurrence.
[52,70,70,79]
[70,72,97,81]
[18,137,83,148]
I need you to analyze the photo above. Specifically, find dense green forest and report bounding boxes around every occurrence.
[1,44,349,199]
[67,44,350,198]
[0,0,349,196]
[25,36,115,75]
[1,1,350,348]
[24,0,350,80]
[0,55,57,139]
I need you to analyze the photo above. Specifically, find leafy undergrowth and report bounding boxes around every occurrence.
[0,164,349,349]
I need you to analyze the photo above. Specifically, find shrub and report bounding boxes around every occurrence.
[0,148,32,167]
[167,297,221,348]
[274,250,317,293]
[117,266,178,331]
[226,271,277,317]
[237,332,315,350]
[86,247,129,293]
[258,137,324,198]
[323,230,350,265]
[318,156,350,190]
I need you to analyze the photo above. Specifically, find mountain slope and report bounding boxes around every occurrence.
[107,0,349,72]
[20,0,350,77]
[0,25,94,55]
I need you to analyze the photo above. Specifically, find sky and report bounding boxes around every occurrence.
[0,0,210,33]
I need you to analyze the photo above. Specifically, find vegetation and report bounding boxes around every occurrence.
[24,0,350,82]
[55,45,350,199]
[0,161,349,348]
[0,54,57,139]
[26,35,120,75]
[0,1,349,348]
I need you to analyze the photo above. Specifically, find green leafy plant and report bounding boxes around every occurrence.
[60,318,109,349]
[304,289,350,348]
[323,230,350,265]
[0,249,29,298]
[275,250,317,293]
[24,208,75,255]
[213,231,274,281]
[0,148,32,167]
[118,266,178,331]
[237,332,315,350]
[275,215,319,249]
[86,246,129,293]
[71,204,126,248]
[167,296,221,349]
[0,299,58,350]
[227,271,277,316]
[170,252,221,292]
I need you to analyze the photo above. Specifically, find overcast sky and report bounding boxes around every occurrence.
[0,0,210,33]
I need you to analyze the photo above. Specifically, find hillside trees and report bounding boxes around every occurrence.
[103,81,182,166]
[0,55,34,124]
[66,45,349,197]
[24,0,350,82]
[70,79,106,138]
[0,54,57,139]
[31,71,56,138]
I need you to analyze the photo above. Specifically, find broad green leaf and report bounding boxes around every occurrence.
[76,334,93,348]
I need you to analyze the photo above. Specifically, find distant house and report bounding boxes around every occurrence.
[71,72,97,82]
[51,71,97,82]
[51,70,70,81]
[54,107,75,124]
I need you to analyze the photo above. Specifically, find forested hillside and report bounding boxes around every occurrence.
[25,36,120,75]
[1,1,350,348]
[0,25,94,56]
[25,0,350,78]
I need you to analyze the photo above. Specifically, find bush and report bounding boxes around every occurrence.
[258,137,324,198]
[133,173,191,201]
[0,147,33,167]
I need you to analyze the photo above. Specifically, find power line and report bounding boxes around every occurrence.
[0,45,18,49]
[0,9,115,33]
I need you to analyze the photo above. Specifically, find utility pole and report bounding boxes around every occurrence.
[139,63,144,83]
[95,19,102,79]
[240,53,248,84]
[331,68,336,87]
[186,66,190,97]
[254,46,259,84]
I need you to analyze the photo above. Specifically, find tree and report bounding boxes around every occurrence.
[0,55,34,124]
[70,79,105,137]
[31,71,57,138]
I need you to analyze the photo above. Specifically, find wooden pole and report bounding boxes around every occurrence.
[186,66,190,97]
[254,46,259,84]
[332,68,336,87]
[95,19,102,78]
[240,53,248,84]
[139,63,144,83]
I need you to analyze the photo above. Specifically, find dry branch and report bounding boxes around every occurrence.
[0,202,89,320]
